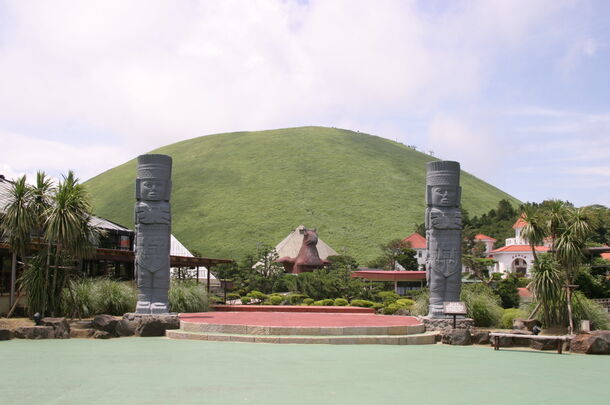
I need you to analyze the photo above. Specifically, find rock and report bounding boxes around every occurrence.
[116,319,137,337]
[92,315,119,336]
[13,326,55,339]
[93,330,113,339]
[70,320,93,329]
[41,317,70,339]
[420,317,475,332]
[70,328,95,339]
[571,333,609,355]
[511,330,533,347]
[471,330,490,345]
[0,328,13,340]
[136,315,180,337]
[513,318,541,331]
[441,329,472,345]
[530,339,561,351]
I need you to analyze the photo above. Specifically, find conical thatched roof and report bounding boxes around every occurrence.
[275,225,338,260]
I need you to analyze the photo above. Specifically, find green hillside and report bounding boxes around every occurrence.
[86,127,519,262]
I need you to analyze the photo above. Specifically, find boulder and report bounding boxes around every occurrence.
[93,330,113,339]
[0,328,13,340]
[13,326,55,339]
[92,315,119,336]
[511,330,534,347]
[570,333,610,355]
[116,319,137,337]
[70,328,95,339]
[70,320,93,329]
[135,315,180,337]
[513,318,541,331]
[41,317,70,339]
[471,330,490,345]
[441,329,472,345]
[530,339,561,351]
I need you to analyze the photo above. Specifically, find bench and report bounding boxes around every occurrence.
[489,332,572,354]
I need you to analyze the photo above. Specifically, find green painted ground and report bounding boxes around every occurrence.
[85,126,520,262]
[0,338,607,405]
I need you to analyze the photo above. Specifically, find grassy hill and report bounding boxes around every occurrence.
[86,126,520,263]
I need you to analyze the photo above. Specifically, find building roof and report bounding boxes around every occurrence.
[601,252,610,261]
[474,233,497,242]
[351,270,427,281]
[518,287,533,298]
[490,245,549,254]
[274,225,338,260]
[402,232,427,249]
[512,216,528,229]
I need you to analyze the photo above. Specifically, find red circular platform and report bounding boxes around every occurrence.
[179,312,422,327]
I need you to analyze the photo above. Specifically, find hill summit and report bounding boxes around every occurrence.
[86,126,519,262]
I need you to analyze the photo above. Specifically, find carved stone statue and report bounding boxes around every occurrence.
[135,154,172,314]
[425,161,462,318]
[277,228,330,274]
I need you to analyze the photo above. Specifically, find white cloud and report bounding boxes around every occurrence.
[0,131,131,181]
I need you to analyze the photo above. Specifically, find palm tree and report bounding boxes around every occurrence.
[0,176,35,310]
[520,204,548,263]
[554,207,591,334]
[44,171,101,315]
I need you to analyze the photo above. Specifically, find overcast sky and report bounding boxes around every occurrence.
[1,0,609,207]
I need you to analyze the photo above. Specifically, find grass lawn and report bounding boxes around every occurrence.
[0,338,607,405]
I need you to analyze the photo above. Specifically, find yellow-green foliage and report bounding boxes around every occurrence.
[85,127,519,263]
[501,308,528,329]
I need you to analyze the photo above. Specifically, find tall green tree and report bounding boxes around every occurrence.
[44,171,102,315]
[0,176,35,310]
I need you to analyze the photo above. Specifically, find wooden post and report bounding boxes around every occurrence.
[196,266,199,284]
[394,280,398,294]
[9,252,17,309]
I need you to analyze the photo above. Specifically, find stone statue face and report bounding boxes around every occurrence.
[431,186,457,207]
[140,180,166,201]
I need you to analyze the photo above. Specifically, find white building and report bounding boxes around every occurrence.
[401,233,427,269]
[489,217,549,276]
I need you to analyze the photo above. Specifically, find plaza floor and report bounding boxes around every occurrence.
[0,338,607,405]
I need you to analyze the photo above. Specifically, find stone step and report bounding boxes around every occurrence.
[180,321,425,336]
[166,330,438,345]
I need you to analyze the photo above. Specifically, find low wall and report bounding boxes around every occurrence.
[212,305,375,314]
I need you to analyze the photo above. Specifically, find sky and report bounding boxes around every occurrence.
[0,0,609,207]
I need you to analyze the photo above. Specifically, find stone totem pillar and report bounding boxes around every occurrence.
[135,154,172,314]
[425,161,462,318]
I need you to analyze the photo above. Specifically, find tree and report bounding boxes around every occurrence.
[43,171,102,315]
[0,176,35,310]
[368,239,418,270]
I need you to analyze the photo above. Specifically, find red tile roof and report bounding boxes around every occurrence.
[601,252,610,260]
[474,233,497,242]
[518,287,533,298]
[402,232,427,249]
[490,245,549,254]
[513,216,528,229]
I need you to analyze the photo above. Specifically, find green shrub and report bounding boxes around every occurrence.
[313,299,334,306]
[63,278,137,317]
[302,298,314,305]
[287,294,308,305]
[350,299,375,308]
[572,291,609,331]
[501,308,528,329]
[268,295,283,305]
[226,292,240,301]
[247,290,268,302]
[62,278,96,318]
[334,298,348,306]
[240,296,252,304]
[94,279,138,315]
[169,281,209,313]
[383,303,400,315]
[411,290,429,316]
[377,291,400,304]
[395,298,415,308]
[461,284,503,327]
